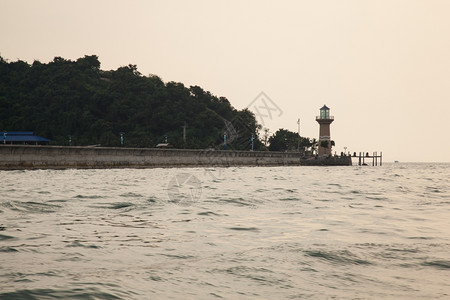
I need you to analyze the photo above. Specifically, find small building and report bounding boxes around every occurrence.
[0,131,51,145]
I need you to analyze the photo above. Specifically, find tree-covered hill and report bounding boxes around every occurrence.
[0,55,266,150]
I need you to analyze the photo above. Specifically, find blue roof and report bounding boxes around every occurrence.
[320,105,330,110]
[1,131,50,142]
[2,131,35,136]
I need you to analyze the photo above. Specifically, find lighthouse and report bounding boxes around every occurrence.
[316,105,334,156]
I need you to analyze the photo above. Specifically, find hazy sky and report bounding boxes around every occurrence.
[2,0,450,162]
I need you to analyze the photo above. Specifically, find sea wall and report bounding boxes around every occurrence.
[301,155,352,166]
[0,145,302,169]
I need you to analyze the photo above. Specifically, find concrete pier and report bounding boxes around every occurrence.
[0,145,303,169]
[301,155,352,166]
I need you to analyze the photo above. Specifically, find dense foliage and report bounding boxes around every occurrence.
[268,129,315,152]
[0,55,313,151]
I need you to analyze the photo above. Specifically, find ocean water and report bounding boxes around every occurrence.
[0,163,449,299]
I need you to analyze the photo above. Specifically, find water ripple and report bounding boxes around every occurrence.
[0,164,449,299]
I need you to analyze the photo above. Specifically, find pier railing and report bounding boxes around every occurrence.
[350,152,383,166]
[315,116,334,120]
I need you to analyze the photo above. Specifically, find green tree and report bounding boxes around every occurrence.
[320,140,329,149]
[268,129,298,151]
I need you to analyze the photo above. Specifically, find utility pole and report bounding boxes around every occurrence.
[297,118,300,152]
[120,132,124,146]
[264,128,269,146]
[182,122,187,146]
[251,134,254,151]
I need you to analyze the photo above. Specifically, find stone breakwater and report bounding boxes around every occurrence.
[0,145,352,169]
[0,145,303,169]
[301,155,353,166]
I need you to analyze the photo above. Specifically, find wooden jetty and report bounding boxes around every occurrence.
[351,152,383,166]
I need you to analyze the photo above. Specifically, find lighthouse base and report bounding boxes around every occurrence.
[301,155,352,166]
